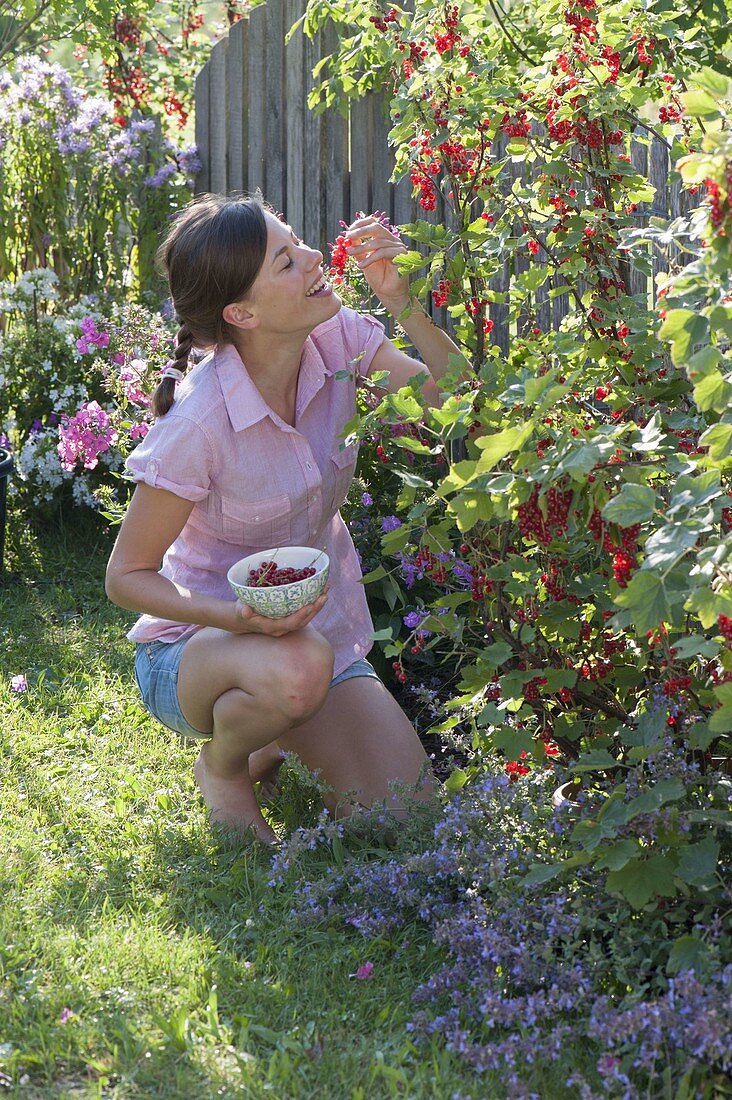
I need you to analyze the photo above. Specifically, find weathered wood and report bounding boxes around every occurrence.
[265,0,285,212]
[227,18,247,193]
[649,137,669,285]
[371,94,393,221]
[393,171,413,228]
[194,64,210,195]
[629,129,649,300]
[349,96,371,220]
[247,4,267,197]
[321,24,348,253]
[209,38,228,195]
[285,0,305,232]
[302,29,322,250]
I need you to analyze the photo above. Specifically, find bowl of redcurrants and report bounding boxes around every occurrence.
[227,546,330,619]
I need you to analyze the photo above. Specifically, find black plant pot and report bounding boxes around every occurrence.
[0,447,13,575]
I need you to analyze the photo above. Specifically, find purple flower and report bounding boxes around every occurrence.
[381,515,402,532]
[10,674,27,693]
[404,609,428,630]
[361,492,373,507]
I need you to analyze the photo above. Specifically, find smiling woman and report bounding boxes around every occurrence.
[105,192,468,845]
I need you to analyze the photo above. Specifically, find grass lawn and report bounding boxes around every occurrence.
[0,508,598,1099]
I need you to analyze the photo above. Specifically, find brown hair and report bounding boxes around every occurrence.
[152,193,269,417]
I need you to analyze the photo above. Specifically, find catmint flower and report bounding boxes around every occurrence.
[381,515,402,532]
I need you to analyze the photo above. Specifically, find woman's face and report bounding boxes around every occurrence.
[241,211,342,335]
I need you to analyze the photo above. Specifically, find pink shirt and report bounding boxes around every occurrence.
[125,306,385,678]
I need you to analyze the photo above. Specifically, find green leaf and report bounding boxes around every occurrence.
[671,634,720,659]
[359,565,388,584]
[602,484,656,526]
[570,749,617,773]
[541,668,578,691]
[474,424,534,473]
[686,344,722,382]
[658,309,709,366]
[522,862,563,886]
[680,89,721,119]
[595,839,640,871]
[444,768,469,795]
[642,524,698,570]
[625,778,685,821]
[482,640,513,668]
[667,935,710,975]
[676,836,719,887]
[695,66,732,98]
[694,370,732,414]
[606,854,677,909]
[700,422,732,463]
[614,573,672,634]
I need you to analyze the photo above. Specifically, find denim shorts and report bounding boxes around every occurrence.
[134,636,381,740]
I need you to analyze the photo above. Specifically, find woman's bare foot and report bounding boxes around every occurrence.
[248,741,286,805]
[194,746,279,845]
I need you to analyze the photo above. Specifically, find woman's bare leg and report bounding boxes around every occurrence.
[278,675,438,821]
[177,625,334,842]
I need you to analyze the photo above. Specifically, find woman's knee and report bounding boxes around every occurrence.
[271,629,334,721]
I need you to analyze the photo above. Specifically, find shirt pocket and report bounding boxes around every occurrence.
[329,443,357,514]
[220,494,292,549]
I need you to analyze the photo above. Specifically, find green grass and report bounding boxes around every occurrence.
[0,507,595,1099]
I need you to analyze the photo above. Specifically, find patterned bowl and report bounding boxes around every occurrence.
[227,546,330,619]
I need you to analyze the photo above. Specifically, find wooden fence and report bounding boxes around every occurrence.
[194,0,691,351]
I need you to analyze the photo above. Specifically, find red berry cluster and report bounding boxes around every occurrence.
[369,7,398,32]
[517,486,573,546]
[705,167,732,232]
[524,676,548,702]
[612,548,636,588]
[247,562,317,587]
[718,614,732,646]
[662,676,692,697]
[432,278,456,307]
[392,659,408,684]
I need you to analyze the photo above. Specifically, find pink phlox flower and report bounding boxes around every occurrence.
[59,1007,73,1024]
[57,401,118,470]
[129,422,150,440]
[354,961,374,980]
[10,674,27,692]
[76,317,110,353]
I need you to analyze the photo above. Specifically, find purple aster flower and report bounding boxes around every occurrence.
[361,492,373,507]
[10,674,27,693]
[382,515,402,533]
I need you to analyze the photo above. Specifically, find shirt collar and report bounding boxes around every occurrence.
[214,339,332,433]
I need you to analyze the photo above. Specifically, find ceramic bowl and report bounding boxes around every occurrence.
[227,546,329,619]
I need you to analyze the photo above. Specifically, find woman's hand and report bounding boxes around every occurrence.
[227,586,330,638]
[343,215,411,315]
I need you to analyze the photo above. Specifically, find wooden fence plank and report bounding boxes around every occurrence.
[209,38,228,195]
[321,25,348,253]
[302,30,322,250]
[227,18,247,193]
[349,96,371,219]
[265,0,285,212]
[371,94,393,221]
[649,137,669,286]
[629,129,649,300]
[285,0,305,233]
[247,4,267,197]
[194,64,210,195]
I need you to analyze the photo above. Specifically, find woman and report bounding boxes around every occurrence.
[105,194,468,845]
